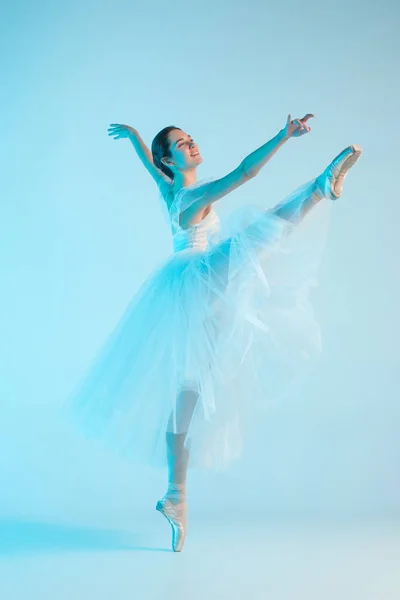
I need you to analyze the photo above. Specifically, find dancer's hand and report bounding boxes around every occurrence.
[282,114,314,139]
[108,124,137,139]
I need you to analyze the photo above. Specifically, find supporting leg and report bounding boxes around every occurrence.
[166,386,199,486]
[157,387,199,552]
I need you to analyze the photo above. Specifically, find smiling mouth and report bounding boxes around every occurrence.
[191,152,199,157]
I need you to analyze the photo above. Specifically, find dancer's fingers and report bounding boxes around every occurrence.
[108,128,129,137]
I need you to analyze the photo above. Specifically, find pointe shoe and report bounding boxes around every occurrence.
[156,496,187,552]
[315,144,363,200]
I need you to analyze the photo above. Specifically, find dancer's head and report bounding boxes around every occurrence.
[151,127,202,180]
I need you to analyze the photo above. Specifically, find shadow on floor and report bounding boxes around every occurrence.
[0,518,171,556]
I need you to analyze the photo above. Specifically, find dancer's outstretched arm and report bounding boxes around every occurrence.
[180,114,314,214]
[108,124,165,184]
[242,113,314,178]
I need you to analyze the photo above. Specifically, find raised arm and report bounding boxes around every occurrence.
[179,114,314,218]
[108,124,164,184]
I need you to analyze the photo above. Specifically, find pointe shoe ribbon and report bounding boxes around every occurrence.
[156,496,187,552]
[316,144,363,200]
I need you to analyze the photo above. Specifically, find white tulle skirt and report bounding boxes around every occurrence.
[65,179,331,470]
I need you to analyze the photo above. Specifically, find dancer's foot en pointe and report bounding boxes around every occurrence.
[315,144,363,200]
[270,144,363,225]
[156,482,187,552]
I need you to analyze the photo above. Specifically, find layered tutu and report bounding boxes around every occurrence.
[65,177,330,470]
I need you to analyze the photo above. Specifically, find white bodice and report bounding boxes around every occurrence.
[157,176,221,253]
[172,207,220,253]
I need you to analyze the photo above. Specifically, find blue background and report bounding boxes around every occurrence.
[0,0,398,597]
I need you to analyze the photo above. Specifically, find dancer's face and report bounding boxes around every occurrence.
[162,129,203,174]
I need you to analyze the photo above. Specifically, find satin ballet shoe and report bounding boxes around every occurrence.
[156,496,187,552]
[315,144,363,200]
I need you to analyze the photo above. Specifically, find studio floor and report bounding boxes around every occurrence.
[0,513,398,600]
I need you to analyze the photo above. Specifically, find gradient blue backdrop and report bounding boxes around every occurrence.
[0,0,399,578]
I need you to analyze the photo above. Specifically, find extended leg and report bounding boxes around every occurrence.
[270,180,322,225]
[205,144,363,291]
[272,144,363,225]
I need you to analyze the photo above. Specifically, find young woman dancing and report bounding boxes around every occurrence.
[67,114,362,552]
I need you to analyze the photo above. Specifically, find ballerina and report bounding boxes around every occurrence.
[68,114,362,552]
